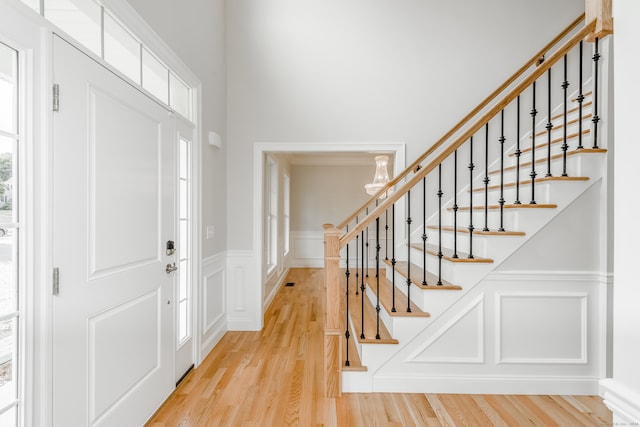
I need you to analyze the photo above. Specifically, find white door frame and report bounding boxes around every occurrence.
[252,142,406,328]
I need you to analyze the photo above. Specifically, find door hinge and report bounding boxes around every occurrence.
[53,83,59,112]
[53,267,60,295]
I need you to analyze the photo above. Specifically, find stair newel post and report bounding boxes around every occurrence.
[406,190,412,312]
[514,96,522,205]
[344,226,350,367]
[468,137,475,259]
[483,123,490,231]
[375,216,381,340]
[592,37,600,149]
[530,81,538,205]
[323,224,342,397]
[355,216,359,295]
[437,164,443,286]
[499,110,506,232]
[545,68,553,177]
[577,41,584,150]
[422,177,427,286]
[391,203,397,313]
[453,150,459,259]
[561,53,569,176]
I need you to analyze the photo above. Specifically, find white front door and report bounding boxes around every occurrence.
[52,35,175,427]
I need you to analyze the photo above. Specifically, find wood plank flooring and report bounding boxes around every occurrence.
[145,268,611,427]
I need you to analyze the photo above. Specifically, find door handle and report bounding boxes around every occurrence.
[166,262,178,274]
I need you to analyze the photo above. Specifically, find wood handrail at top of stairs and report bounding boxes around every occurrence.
[337,13,585,231]
[338,18,597,248]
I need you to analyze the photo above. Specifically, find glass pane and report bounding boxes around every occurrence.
[0,136,15,224]
[141,48,168,103]
[104,12,141,84]
[0,229,17,316]
[0,44,17,134]
[45,0,102,57]
[19,0,40,14]
[179,179,187,219]
[179,139,188,179]
[179,260,187,301]
[0,318,17,407]
[178,300,188,341]
[169,73,191,120]
[0,405,16,426]
[179,220,188,259]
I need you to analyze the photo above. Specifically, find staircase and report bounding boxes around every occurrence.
[324,15,612,396]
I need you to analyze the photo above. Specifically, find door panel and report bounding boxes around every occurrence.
[52,36,175,427]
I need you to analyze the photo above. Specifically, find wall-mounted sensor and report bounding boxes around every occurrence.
[209,131,222,149]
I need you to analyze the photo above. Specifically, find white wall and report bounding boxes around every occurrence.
[226,0,584,251]
[601,1,640,423]
[127,0,227,258]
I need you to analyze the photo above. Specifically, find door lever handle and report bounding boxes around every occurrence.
[166,262,178,274]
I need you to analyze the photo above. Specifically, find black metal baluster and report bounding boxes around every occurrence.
[592,37,600,149]
[360,226,365,339]
[546,68,553,177]
[365,207,369,278]
[345,227,350,366]
[422,177,427,286]
[406,190,412,312]
[437,164,443,286]
[562,54,569,176]
[375,216,381,339]
[385,209,389,261]
[483,123,490,231]
[577,41,584,150]
[453,150,459,259]
[468,137,475,259]
[530,81,538,204]
[499,110,506,232]
[514,96,522,205]
[355,216,359,295]
[391,203,397,312]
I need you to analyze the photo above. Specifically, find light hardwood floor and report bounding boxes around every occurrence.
[146,268,612,426]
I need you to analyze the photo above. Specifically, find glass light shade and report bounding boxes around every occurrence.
[365,155,394,199]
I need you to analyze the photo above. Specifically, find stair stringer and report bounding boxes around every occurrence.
[343,173,606,394]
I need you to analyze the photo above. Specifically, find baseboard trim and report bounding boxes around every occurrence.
[600,379,640,424]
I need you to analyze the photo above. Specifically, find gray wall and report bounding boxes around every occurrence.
[127,0,227,258]
[226,0,584,250]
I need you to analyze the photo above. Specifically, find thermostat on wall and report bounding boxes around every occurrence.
[209,131,222,149]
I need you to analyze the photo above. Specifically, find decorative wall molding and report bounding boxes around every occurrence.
[600,379,640,424]
[487,270,611,284]
[495,291,588,365]
[407,294,484,364]
[226,250,261,331]
[200,252,226,360]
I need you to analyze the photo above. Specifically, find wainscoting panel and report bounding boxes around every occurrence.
[226,250,260,331]
[200,253,227,360]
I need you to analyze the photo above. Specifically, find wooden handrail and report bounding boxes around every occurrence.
[339,19,597,247]
[337,13,585,231]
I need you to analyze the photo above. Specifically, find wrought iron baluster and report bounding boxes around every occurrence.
[577,41,584,150]
[365,208,369,278]
[546,68,553,177]
[453,150,459,259]
[483,123,490,231]
[499,110,506,232]
[355,216,359,295]
[345,227,350,366]
[391,203,397,312]
[592,37,600,149]
[406,190,412,312]
[385,209,389,261]
[375,217,381,339]
[437,164,443,286]
[468,137,475,259]
[562,54,569,176]
[422,177,427,286]
[530,81,538,204]
[514,96,522,205]
[360,226,365,339]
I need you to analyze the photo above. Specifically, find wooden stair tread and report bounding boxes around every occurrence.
[470,175,589,193]
[510,129,590,156]
[366,275,430,317]
[450,203,557,211]
[551,100,592,121]
[532,114,592,138]
[384,259,462,290]
[490,148,607,175]
[409,242,493,263]
[347,287,398,344]
[428,225,526,236]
